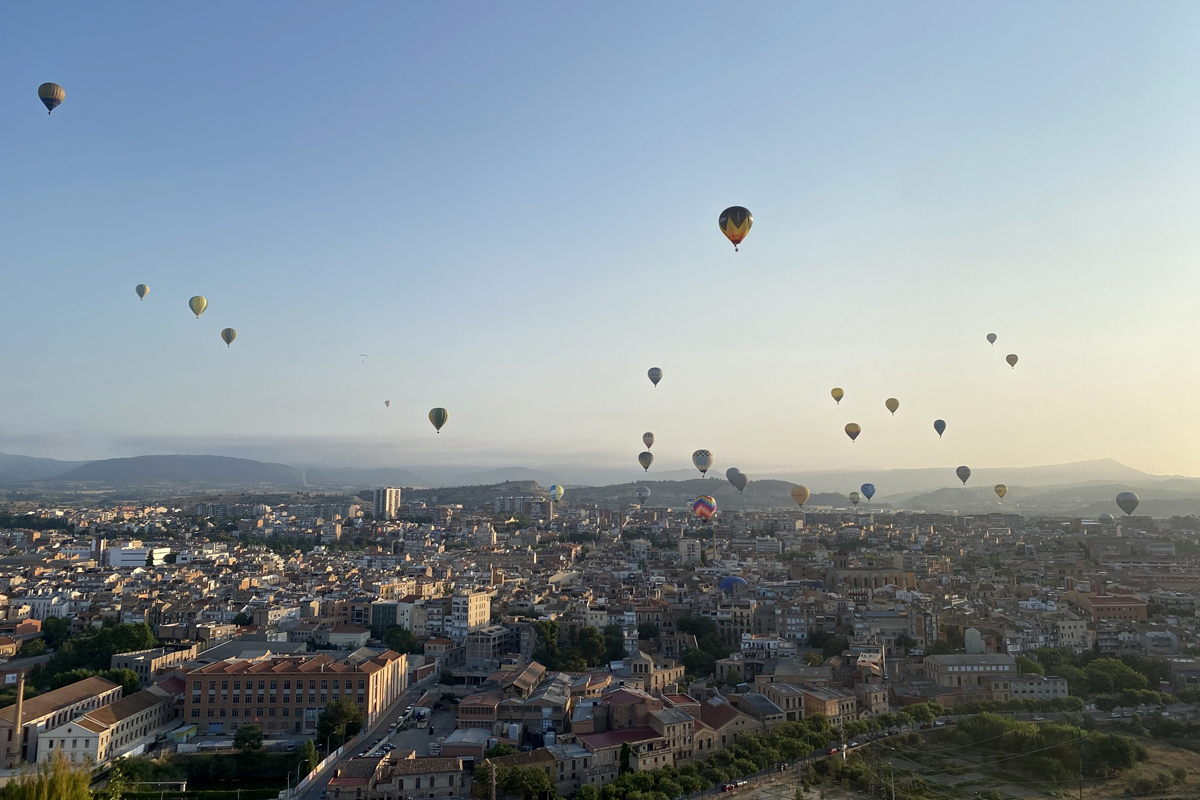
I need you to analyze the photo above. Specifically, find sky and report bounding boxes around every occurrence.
[1,2,1198,479]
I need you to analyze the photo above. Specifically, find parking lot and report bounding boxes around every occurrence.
[354,703,459,759]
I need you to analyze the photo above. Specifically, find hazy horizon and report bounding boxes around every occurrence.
[4,2,1199,479]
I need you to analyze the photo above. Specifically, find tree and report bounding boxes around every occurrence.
[40,617,71,649]
[316,698,364,746]
[0,752,91,799]
[440,669,456,686]
[302,738,320,775]
[232,612,253,626]
[620,742,632,774]
[486,743,518,758]
[802,652,825,667]
[384,625,421,654]
[1015,655,1044,676]
[821,637,850,658]
[98,668,141,697]
[234,723,264,752]
[638,622,660,640]
[102,760,127,800]
[725,666,743,686]
[604,624,627,662]
[533,620,561,668]
[17,639,45,658]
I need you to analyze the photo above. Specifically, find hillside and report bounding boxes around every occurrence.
[0,453,87,484]
[47,455,305,488]
[557,479,856,511]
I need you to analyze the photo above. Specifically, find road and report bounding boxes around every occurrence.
[294,680,442,800]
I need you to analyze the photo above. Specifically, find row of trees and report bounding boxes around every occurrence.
[1028,648,1172,698]
[532,622,625,671]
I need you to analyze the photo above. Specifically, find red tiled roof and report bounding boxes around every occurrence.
[577,726,660,751]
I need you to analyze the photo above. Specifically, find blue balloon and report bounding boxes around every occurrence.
[718,576,748,592]
[860,483,875,501]
[933,419,946,438]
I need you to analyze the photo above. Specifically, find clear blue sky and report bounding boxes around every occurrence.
[2,2,1198,478]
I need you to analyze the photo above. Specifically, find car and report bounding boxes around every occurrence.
[1123,711,1132,717]
[1032,715,1044,722]
[734,780,748,788]
[286,744,297,752]
[1110,712,1121,718]
[827,747,840,755]
[849,741,860,748]
[934,720,945,727]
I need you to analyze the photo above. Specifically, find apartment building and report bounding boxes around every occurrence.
[372,488,402,521]
[38,684,176,768]
[448,591,491,641]
[111,645,199,687]
[798,686,857,727]
[924,654,1017,689]
[182,651,407,735]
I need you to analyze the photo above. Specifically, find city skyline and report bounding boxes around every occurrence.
[3,2,1198,476]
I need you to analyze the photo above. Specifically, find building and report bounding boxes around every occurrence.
[328,752,468,800]
[798,686,857,727]
[0,677,124,768]
[1008,674,1069,699]
[924,654,1017,688]
[181,651,407,735]
[760,682,805,722]
[38,684,177,768]
[111,645,200,688]
[678,540,702,564]
[448,592,491,642]
[373,488,402,521]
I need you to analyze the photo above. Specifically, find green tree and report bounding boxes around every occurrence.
[638,622,660,640]
[802,652,825,667]
[1015,655,1044,675]
[821,637,850,658]
[486,743,518,758]
[98,668,141,697]
[40,617,71,649]
[384,625,421,654]
[604,624,627,662]
[620,742,632,774]
[232,612,253,626]
[725,666,743,686]
[0,752,91,799]
[17,639,45,658]
[533,620,561,668]
[234,723,264,752]
[302,738,319,775]
[316,698,364,746]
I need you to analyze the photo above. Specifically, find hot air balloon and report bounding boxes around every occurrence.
[638,451,654,472]
[1099,513,1115,523]
[38,83,64,114]
[635,486,651,506]
[1006,354,1018,369]
[933,419,946,438]
[548,485,565,502]
[726,468,748,493]
[692,450,713,476]
[956,466,971,485]
[718,575,748,592]
[849,492,860,507]
[188,296,207,319]
[994,484,1007,499]
[428,407,448,433]
[831,388,844,405]
[987,333,997,345]
[1116,491,1140,516]
[135,284,149,300]
[790,485,810,507]
[220,328,237,347]
[718,206,753,251]
[885,398,899,415]
[384,400,391,408]
[860,483,875,502]
[643,432,654,449]
[647,367,663,387]
[693,495,717,521]
[844,423,861,443]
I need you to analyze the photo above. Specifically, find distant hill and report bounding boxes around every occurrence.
[449,468,570,488]
[302,466,428,489]
[401,480,550,506]
[48,455,304,487]
[561,478,858,511]
[0,453,87,484]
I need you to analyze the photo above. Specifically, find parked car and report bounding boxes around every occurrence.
[827,747,840,755]
[1032,715,1044,722]
[720,783,737,792]
[734,780,748,788]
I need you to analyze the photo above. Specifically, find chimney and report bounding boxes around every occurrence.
[12,675,24,766]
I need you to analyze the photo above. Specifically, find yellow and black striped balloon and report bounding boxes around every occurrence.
[38,83,64,114]
[718,206,753,251]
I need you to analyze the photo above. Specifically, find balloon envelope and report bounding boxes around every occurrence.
[885,398,899,415]
[635,486,651,505]
[987,333,997,345]
[844,423,861,442]
[188,296,207,318]
[956,466,971,485]
[831,387,844,404]
[647,367,663,386]
[220,328,236,347]
[1116,491,1140,516]
[718,206,753,250]
[860,483,875,501]
[384,400,390,408]
[692,449,713,475]
[994,484,1007,499]
[548,485,565,502]
[638,451,654,472]
[726,468,748,493]
[135,284,148,300]
[1006,354,1018,368]
[848,491,860,507]
[1099,513,1114,523]
[38,83,64,114]
[428,407,448,432]
[790,485,810,506]
[693,495,717,521]
[933,419,946,438]
[643,432,654,449]
[718,575,748,592]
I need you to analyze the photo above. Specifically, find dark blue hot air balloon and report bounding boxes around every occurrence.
[718,576,748,592]
[933,419,946,438]
[860,483,875,502]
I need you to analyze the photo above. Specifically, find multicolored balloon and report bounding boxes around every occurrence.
[718,206,753,251]
[38,83,64,114]
[933,419,946,438]
[135,284,149,300]
[844,423,861,443]
[790,485,810,507]
[987,333,997,345]
[220,328,237,347]
[693,495,717,521]
[548,484,565,502]
[188,296,207,319]
[994,484,1007,499]
[956,465,971,485]
[1006,354,1018,369]
[1116,491,1139,516]
[831,387,844,405]
[726,468,748,493]
[428,407,448,433]
[648,367,663,387]
[885,398,899,415]
[638,451,654,472]
[692,449,713,476]
[849,491,860,507]
[643,432,654,449]
[860,483,875,501]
